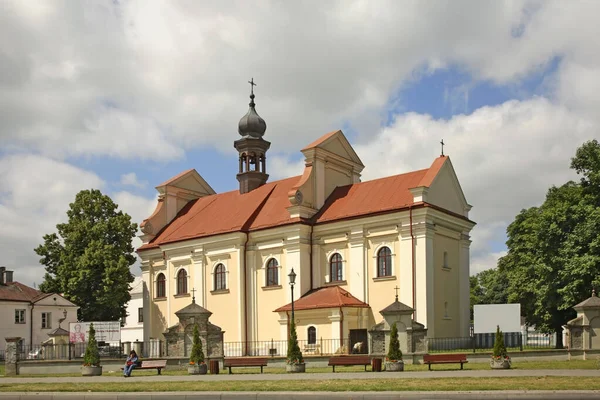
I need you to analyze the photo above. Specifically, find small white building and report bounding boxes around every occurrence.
[120,276,147,343]
[0,267,78,353]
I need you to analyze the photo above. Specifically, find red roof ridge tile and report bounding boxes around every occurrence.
[301,130,342,151]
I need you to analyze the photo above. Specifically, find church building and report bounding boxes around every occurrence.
[137,84,475,354]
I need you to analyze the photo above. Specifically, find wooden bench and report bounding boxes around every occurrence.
[223,357,269,374]
[120,359,167,375]
[328,355,371,372]
[423,353,468,370]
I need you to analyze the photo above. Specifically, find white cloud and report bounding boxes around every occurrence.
[0,154,156,286]
[120,172,147,189]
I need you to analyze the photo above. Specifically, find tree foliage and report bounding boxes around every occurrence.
[387,322,403,361]
[36,189,137,322]
[189,324,205,364]
[492,325,508,359]
[470,268,509,320]
[286,321,303,364]
[83,323,100,367]
[497,140,600,348]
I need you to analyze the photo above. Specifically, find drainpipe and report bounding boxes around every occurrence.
[410,205,417,321]
[30,302,35,347]
[309,224,314,290]
[242,233,249,356]
[339,307,344,353]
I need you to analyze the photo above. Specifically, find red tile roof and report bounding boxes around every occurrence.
[139,176,302,250]
[314,169,428,223]
[138,155,453,251]
[0,281,43,302]
[301,130,340,151]
[274,286,370,312]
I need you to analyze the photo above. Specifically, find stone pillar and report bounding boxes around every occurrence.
[4,337,21,376]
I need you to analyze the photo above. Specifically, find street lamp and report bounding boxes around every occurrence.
[288,268,297,323]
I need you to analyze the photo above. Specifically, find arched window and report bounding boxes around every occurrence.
[443,251,449,268]
[377,246,392,277]
[266,258,279,286]
[214,264,227,291]
[307,326,316,344]
[156,273,166,298]
[177,269,188,295]
[329,253,343,282]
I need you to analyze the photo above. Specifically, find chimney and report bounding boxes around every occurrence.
[4,270,13,283]
[0,266,5,285]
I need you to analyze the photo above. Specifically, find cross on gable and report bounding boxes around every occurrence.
[191,287,197,303]
[248,78,256,95]
[440,139,445,156]
[394,286,399,301]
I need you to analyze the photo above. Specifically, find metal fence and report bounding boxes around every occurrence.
[224,338,354,357]
[13,341,168,361]
[428,331,558,353]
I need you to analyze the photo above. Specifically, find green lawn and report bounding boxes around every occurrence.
[2,376,600,392]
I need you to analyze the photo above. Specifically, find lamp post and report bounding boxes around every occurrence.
[288,268,296,323]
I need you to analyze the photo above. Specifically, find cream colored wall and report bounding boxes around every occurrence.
[254,250,286,342]
[426,163,468,217]
[0,300,30,351]
[205,251,240,341]
[433,231,461,338]
[366,235,401,323]
[324,168,352,201]
[316,240,350,287]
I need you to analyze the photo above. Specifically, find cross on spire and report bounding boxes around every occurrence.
[440,139,445,156]
[191,287,196,303]
[394,286,399,301]
[248,78,257,96]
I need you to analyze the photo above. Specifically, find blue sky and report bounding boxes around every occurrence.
[1,1,598,287]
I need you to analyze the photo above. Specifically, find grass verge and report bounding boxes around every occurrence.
[2,376,600,392]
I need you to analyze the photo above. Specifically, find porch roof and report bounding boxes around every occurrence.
[274,285,370,312]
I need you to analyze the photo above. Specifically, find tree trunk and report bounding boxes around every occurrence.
[555,326,564,349]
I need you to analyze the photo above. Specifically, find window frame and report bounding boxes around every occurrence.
[307,326,317,345]
[138,307,143,323]
[265,258,279,287]
[214,263,227,291]
[376,246,392,277]
[156,273,166,298]
[176,269,188,295]
[15,309,26,324]
[41,312,52,329]
[329,253,343,282]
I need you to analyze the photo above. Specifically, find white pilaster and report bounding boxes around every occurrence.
[246,246,258,342]
[237,242,246,343]
[348,226,366,302]
[191,249,204,307]
[399,229,414,311]
[414,225,435,333]
[458,233,472,337]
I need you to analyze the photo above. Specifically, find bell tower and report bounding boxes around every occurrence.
[234,78,271,194]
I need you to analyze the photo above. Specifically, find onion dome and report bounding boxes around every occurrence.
[238,79,267,138]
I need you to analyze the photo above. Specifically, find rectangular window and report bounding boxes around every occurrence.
[138,307,143,323]
[41,312,52,329]
[15,309,25,324]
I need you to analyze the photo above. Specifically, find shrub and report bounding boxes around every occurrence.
[387,322,403,362]
[189,324,205,365]
[83,323,100,367]
[286,320,304,365]
[492,325,509,360]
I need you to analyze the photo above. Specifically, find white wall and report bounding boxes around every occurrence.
[121,277,145,343]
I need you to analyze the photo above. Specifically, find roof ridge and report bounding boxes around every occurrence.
[241,184,278,231]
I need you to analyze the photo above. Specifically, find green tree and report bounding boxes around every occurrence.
[189,324,205,364]
[387,322,402,361]
[470,268,509,320]
[36,189,137,321]
[286,321,303,364]
[498,140,600,348]
[83,323,100,367]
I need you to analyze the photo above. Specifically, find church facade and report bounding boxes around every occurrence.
[137,87,475,353]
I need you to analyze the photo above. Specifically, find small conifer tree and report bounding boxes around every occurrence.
[83,323,100,367]
[492,325,508,359]
[189,324,205,364]
[387,322,403,361]
[286,321,303,364]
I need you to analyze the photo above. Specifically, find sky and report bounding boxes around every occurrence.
[1,0,599,288]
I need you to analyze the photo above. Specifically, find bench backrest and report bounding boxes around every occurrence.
[141,360,168,368]
[329,355,371,363]
[224,358,268,366]
[423,354,467,362]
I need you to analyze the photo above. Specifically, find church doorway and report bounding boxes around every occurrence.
[350,329,368,354]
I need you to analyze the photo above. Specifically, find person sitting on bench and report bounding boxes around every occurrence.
[123,350,138,377]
